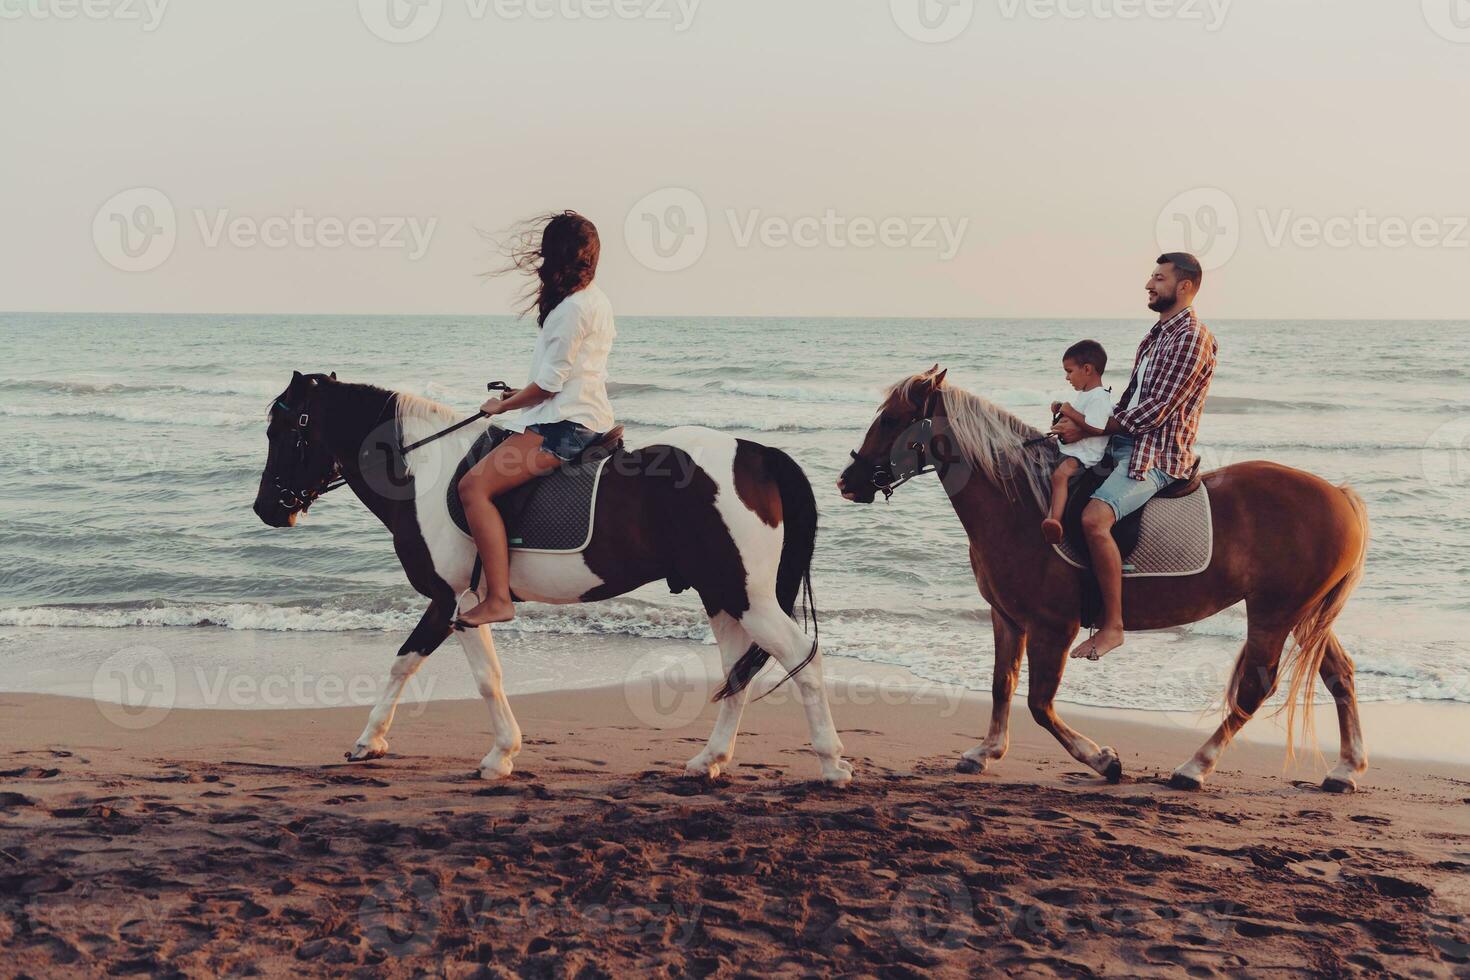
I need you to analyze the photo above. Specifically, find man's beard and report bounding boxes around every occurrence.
[1147,289,1175,313]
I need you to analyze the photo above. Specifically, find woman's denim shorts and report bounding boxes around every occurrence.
[526,420,602,462]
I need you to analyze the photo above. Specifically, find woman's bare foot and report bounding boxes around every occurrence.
[1070,625,1124,661]
[1041,518,1064,544]
[457,596,516,627]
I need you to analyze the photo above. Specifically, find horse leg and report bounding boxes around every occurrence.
[1317,632,1368,793]
[347,602,451,761]
[1170,620,1291,790]
[958,613,1024,775]
[684,613,752,779]
[739,601,853,786]
[456,619,523,781]
[1026,628,1123,782]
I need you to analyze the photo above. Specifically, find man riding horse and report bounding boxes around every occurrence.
[1051,252,1218,663]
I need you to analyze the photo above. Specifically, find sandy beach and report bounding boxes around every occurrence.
[3,678,1467,977]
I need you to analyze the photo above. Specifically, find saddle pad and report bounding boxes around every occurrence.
[446,432,611,554]
[1054,485,1214,577]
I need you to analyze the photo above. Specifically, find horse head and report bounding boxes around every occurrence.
[254,370,340,527]
[838,364,947,503]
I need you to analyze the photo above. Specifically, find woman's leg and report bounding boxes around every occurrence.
[1042,457,1078,543]
[456,430,564,626]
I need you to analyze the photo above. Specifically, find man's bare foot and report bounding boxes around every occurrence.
[1041,518,1064,544]
[1070,625,1124,661]
[457,596,515,627]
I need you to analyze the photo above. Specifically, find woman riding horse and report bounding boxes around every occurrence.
[457,211,617,627]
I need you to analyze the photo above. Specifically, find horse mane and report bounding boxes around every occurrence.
[394,389,459,427]
[885,374,1057,512]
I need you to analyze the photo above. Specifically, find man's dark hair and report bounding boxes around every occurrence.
[1157,252,1203,290]
[1063,339,1107,375]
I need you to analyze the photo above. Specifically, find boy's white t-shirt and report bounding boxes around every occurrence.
[1057,386,1113,467]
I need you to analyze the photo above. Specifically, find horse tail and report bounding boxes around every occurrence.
[714,446,820,701]
[1266,484,1370,759]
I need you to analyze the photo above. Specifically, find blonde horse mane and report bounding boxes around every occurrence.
[884,373,1056,512]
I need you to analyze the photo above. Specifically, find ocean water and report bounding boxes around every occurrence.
[2,312,1467,712]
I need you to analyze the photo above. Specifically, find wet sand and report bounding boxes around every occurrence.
[2,684,1467,976]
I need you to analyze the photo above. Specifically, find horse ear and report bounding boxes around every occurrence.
[932,368,947,388]
[329,372,337,381]
[291,370,303,382]
[927,363,940,376]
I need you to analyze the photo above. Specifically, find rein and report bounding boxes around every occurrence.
[274,381,512,512]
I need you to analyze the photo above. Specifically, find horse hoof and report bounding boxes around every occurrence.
[684,759,722,780]
[1321,776,1357,794]
[820,759,854,787]
[956,757,985,775]
[1104,758,1123,784]
[346,742,386,762]
[1168,771,1204,792]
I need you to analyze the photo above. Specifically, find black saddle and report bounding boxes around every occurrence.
[447,425,625,552]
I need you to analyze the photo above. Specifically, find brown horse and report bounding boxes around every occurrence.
[837,367,1371,792]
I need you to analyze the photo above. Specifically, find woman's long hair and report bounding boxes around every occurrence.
[492,211,600,327]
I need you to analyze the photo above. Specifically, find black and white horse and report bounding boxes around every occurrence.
[253,372,852,785]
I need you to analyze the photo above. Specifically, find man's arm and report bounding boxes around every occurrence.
[1110,328,1211,435]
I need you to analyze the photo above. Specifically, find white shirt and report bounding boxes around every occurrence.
[1057,385,1113,467]
[517,284,617,431]
[1121,354,1148,412]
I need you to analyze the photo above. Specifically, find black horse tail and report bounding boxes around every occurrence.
[715,446,819,701]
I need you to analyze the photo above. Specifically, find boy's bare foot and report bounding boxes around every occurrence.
[1041,518,1064,544]
[456,596,516,627]
[1070,625,1124,661]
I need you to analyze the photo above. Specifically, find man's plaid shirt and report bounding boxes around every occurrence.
[1112,307,1217,480]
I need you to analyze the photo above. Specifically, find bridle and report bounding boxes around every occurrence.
[848,390,945,501]
[271,397,349,513]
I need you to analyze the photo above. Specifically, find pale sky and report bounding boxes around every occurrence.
[2,0,1468,319]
